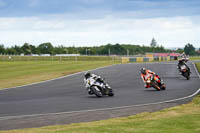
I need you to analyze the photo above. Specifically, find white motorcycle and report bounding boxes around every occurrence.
[86,77,114,97]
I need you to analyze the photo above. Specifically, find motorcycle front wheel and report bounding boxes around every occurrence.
[91,86,103,97]
[183,71,190,80]
[151,82,161,91]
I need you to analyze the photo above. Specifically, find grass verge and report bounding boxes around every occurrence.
[190,56,200,61]
[195,62,200,73]
[0,61,118,89]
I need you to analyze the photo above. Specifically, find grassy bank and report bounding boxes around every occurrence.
[190,56,200,61]
[0,61,118,89]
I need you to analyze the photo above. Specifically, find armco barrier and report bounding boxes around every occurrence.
[159,56,162,61]
[129,57,137,62]
[154,57,159,61]
[149,57,154,62]
[136,57,144,62]
[122,56,172,63]
[143,57,149,62]
[122,57,129,63]
[167,56,170,61]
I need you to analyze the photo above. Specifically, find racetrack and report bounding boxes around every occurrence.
[0,62,200,130]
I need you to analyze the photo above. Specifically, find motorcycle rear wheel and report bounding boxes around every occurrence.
[161,86,166,90]
[108,89,114,96]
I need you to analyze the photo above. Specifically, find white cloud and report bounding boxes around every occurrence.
[0,15,199,48]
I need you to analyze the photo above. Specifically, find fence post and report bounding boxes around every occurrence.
[51,56,53,62]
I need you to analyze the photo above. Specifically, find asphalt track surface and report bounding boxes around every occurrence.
[0,62,200,130]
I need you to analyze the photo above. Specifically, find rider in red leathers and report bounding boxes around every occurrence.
[140,68,164,88]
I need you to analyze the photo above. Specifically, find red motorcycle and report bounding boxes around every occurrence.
[146,74,166,91]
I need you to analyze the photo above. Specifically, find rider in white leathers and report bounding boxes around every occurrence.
[84,72,110,95]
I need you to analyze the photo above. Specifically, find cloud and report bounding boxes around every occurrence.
[0,0,199,47]
[0,15,199,48]
[0,0,200,18]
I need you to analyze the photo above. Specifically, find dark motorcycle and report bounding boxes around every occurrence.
[180,64,190,80]
[178,59,191,80]
[146,74,166,91]
[89,77,114,97]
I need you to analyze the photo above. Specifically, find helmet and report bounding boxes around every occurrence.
[84,71,91,79]
[140,68,146,74]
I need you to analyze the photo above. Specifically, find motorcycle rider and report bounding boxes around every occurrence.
[177,52,190,73]
[84,71,110,94]
[140,68,164,88]
[180,52,189,60]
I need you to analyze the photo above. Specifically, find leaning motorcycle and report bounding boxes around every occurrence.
[88,77,114,97]
[180,64,190,80]
[146,74,166,91]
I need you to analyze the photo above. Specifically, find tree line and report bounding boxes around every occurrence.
[0,41,199,56]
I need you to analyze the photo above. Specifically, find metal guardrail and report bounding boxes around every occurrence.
[122,56,173,63]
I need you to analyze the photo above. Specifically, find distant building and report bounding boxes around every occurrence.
[40,54,50,56]
[31,54,39,56]
[146,53,180,60]
[55,54,80,56]
[153,53,169,57]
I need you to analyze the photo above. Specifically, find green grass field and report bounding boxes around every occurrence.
[190,56,200,61]
[0,61,118,89]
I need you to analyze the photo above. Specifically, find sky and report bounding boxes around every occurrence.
[0,0,200,48]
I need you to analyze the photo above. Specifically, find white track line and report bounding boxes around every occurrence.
[0,62,199,121]
[193,62,200,78]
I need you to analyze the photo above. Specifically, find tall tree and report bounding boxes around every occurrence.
[6,48,16,55]
[150,38,157,47]
[0,44,5,54]
[176,48,184,53]
[184,43,196,55]
[30,45,39,54]
[21,43,32,55]
[38,42,54,54]
[13,45,23,55]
